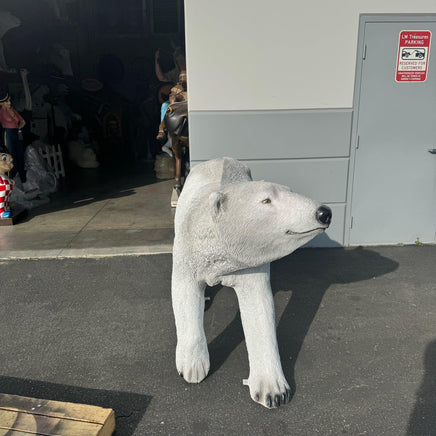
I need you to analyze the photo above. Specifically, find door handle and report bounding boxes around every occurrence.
[428,149,436,154]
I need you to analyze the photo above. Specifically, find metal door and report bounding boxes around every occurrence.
[350,20,436,245]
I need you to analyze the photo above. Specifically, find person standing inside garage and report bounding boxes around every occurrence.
[0,90,26,184]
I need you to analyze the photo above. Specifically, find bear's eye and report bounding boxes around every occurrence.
[262,198,271,204]
[0,155,6,161]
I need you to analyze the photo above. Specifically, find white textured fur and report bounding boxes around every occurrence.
[172,157,329,408]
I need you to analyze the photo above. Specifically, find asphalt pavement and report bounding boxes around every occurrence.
[0,245,435,435]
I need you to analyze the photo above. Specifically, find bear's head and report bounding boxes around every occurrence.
[209,181,332,267]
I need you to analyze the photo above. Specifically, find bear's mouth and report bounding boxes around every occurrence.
[286,228,325,236]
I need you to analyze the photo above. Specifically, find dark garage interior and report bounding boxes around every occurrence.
[0,0,185,221]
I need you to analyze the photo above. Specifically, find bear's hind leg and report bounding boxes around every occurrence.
[227,265,291,408]
[172,271,209,383]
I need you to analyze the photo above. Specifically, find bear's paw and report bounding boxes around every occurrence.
[176,343,210,383]
[247,375,292,408]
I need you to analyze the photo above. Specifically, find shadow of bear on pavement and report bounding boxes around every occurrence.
[206,246,399,402]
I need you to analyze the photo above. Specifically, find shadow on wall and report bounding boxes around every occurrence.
[205,243,399,401]
[407,339,436,436]
[0,376,151,436]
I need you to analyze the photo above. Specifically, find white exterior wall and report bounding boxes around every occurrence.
[184,0,436,111]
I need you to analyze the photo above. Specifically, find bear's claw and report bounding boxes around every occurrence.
[178,358,210,383]
[176,344,210,383]
[249,378,292,408]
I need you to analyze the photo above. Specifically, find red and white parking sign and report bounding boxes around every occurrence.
[396,30,431,82]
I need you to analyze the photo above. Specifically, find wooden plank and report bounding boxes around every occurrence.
[0,216,13,226]
[0,394,115,436]
[0,431,36,436]
[98,410,116,436]
[0,207,28,226]
[0,407,17,435]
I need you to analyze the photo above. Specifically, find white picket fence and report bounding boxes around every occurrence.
[38,144,65,179]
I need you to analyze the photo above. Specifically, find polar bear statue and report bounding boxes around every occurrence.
[172,157,332,408]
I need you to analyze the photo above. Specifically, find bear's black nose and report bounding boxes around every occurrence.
[316,205,332,225]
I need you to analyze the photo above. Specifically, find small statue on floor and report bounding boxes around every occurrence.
[0,152,14,218]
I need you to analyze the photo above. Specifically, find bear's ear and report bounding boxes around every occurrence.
[209,191,226,218]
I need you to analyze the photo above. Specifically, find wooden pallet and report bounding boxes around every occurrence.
[0,393,115,436]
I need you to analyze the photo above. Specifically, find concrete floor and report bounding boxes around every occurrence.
[1,160,435,435]
[0,161,175,259]
[0,247,435,435]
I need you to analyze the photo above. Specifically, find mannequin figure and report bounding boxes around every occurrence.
[0,152,14,218]
[157,83,187,143]
[0,91,26,184]
[154,39,186,84]
[29,85,50,142]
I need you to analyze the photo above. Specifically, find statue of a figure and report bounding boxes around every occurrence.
[0,152,14,218]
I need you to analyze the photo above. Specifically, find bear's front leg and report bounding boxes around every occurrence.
[172,266,209,383]
[225,264,291,408]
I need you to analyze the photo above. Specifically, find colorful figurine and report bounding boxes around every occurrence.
[0,152,14,218]
[0,90,26,184]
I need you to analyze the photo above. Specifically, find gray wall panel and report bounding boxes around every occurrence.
[191,158,349,204]
[244,158,348,204]
[189,109,352,160]
[188,109,352,247]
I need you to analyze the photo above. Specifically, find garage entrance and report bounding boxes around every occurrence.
[0,0,185,235]
[349,16,436,246]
